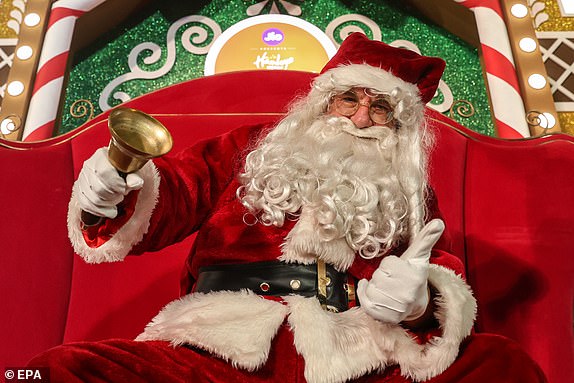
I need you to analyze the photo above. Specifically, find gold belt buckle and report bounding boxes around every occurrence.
[345,281,356,303]
[317,259,340,312]
[317,258,328,309]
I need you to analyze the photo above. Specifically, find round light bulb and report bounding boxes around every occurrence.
[519,37,537,53]
[511,4,529,18]
[528,74,547,89]
[16,45,33,60]
[539,112,556,129]
[24,13,41,27]
[7,81,24,96]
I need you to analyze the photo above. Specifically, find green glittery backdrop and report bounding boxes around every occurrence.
[60,0,494,136]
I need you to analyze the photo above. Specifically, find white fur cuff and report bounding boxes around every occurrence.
[287,264,476,383]
[67,161,160,263]
[384,264,477,381]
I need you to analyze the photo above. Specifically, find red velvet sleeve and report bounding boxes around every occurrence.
[129,123,266,254]
[81,123,266,254]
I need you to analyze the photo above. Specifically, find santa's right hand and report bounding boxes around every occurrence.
[77,147,144,219]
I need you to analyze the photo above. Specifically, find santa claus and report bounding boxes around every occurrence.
[29,33,546,383]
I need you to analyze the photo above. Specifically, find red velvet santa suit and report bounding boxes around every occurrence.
[29,34,547,383]
[28,120,546,383]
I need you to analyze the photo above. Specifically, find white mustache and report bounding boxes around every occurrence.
[330,116,395,140]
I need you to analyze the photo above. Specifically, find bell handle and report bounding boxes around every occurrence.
[80,170,129,227]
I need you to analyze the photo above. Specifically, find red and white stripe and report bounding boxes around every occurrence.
[22,0,107,141]
[455,0,530,138]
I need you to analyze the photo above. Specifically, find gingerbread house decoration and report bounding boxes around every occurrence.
[0,0,569,142]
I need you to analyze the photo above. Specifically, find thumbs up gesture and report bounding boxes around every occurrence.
[356,219,445,324]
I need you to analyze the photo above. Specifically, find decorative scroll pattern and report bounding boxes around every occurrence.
[526,110,554,130]
[98,15,221,111]
[0,113,20,136]
[70,99,94,124]
[325,14,381,46]
[247,0,303,16]
[449,100,476,119]
[388,39,453,113]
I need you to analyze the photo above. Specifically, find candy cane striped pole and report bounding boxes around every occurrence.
[22,0,106,141]
[455,0,530,138]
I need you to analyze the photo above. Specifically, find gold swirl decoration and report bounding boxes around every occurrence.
[526,110,543,127]
[526,110,556,131]
[70,99,95,122]
[448,100,475,119]
[0,115,22,138]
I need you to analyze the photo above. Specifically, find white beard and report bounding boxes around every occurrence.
[300,116,397,181]
[239,115,419,261]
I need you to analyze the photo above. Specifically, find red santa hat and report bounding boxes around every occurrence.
[320,33,446,104]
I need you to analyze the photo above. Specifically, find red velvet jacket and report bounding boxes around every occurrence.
[68,123,477,383]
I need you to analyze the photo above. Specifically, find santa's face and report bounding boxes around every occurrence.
[328,88,398,133]
[238,79,429,258]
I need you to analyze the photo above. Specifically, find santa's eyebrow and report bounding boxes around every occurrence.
[341,90,359,97]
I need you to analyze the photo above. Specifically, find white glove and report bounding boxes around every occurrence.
[356,219,445,324]
[77,147,144,219]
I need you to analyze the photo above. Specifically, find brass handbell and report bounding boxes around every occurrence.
[107,107,173,174]
[81,107,173,226]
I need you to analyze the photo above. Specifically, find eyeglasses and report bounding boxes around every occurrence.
[330,89,395,126]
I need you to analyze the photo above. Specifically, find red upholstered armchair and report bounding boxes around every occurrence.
[1,70,572,382]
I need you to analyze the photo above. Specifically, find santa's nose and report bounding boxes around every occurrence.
[350,103,373,129]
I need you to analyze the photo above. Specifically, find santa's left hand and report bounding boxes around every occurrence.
[356,219,445,324]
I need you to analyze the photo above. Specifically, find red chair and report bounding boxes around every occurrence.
[1,70,572,383]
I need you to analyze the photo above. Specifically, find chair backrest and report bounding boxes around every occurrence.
[427,111,574,383]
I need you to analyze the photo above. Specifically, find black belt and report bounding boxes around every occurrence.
[194,260,357,312]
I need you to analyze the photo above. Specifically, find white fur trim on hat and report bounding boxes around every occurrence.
[67,160,160,263]
[313,64,422,102]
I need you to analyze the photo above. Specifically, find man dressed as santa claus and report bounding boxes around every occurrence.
[29,33,546,382]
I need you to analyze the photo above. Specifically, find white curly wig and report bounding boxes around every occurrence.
[237,64,434,258]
